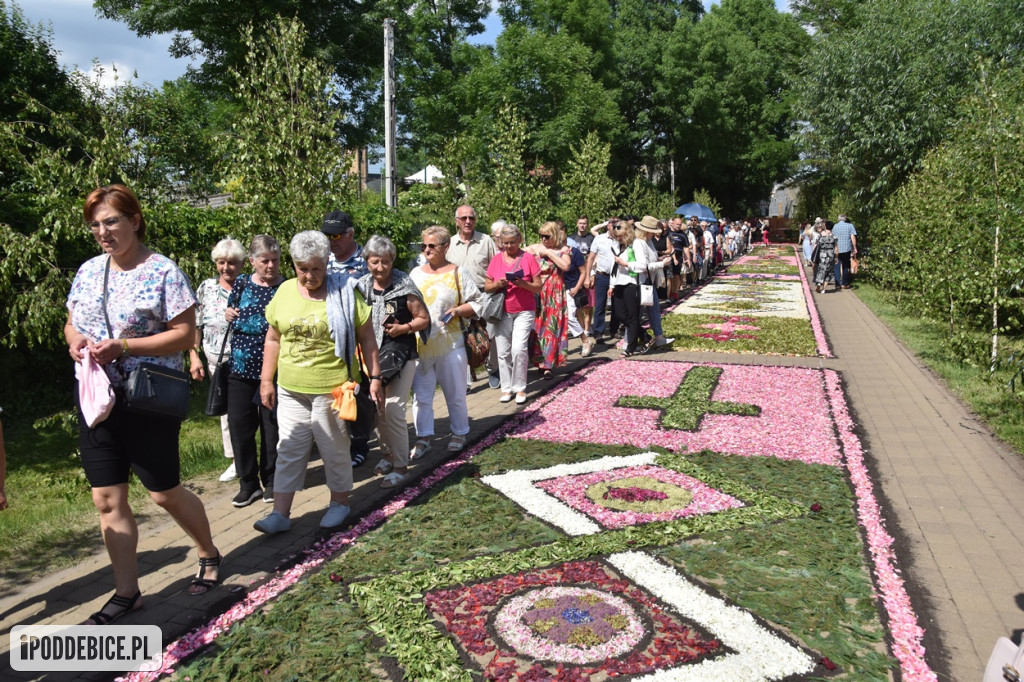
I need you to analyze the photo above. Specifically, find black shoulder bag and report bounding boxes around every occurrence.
[102,256,191,421]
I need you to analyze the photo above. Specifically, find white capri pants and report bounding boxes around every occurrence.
[274,386,353,494]
[565,290,584,338]
[412,345,470,437]
[493,310,535,394]
[377,359,417,468]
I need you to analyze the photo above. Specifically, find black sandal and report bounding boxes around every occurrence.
[84,590,142,625]
[188,554,222,596]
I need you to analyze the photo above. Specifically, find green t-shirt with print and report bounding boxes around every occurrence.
[264,280,370,394]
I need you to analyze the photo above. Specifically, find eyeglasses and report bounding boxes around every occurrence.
[86,216,124,231]
[325,230,351,240]
[421,242,446,251]
[455,215,476,222]
[539,234,551,240]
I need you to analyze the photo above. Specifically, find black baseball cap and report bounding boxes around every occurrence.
[321,210,354,234]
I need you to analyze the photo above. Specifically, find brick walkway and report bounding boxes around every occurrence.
[3,273,1023,681]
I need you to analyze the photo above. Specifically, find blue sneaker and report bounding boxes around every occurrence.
[488,372,501,389]
[253,511,291,534]
[319,502,350,528]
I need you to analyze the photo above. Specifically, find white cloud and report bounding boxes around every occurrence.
[18,0,191,86]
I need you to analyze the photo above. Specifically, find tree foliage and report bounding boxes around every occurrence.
[869,64,1024,363]
[559,131,618,224]
[467,101,552,238]
[219,16,356,240]
[797,0,1024,224]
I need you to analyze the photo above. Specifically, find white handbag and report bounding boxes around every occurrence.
[984,637,1024,682]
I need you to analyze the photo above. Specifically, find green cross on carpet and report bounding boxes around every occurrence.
[617,366,761,431]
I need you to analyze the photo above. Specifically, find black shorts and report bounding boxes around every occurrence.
[672,258,684,277]
[77,389,182,492]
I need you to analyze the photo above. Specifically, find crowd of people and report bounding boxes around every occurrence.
[60,181,791,625]
[800,215,859,292]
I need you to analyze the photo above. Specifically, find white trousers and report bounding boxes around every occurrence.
[494,310,535,393]
[412,345,470,437]
[377,360,416,467]
[565,291,584,338]
[274,386,353,494]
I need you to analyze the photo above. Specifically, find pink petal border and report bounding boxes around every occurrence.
[824,369,935,681]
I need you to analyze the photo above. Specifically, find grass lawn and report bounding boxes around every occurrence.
[0,393,228,584]
[854,281,1024,455]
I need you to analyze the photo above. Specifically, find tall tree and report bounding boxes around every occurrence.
[796,0,1024,222]
[461,24,624,175]
[95,0,491,152]
[219,16,355,239]
[560,131,618,223]
[665,0,809,215]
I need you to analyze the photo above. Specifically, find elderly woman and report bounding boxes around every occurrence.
[188,238,246,483]
[253,231,382,533]
[225,235,283,508]
[526,221,572,378]
[65,184,220,624]
[485,224,541,405]
[409,225,481,458]
[356,235,430,488]
[632,216,675,351]
[813,221,838,293]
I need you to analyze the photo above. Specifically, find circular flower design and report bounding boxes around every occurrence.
[585,476,693,513]
[492,586,645,663]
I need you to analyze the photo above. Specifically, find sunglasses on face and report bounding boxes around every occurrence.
[421,242,446,251]
[455,215,476,222]
[540,234,552,240]
[326,231,351,241]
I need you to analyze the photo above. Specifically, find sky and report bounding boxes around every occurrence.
[21,1,790,89]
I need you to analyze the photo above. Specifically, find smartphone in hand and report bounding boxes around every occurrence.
[441,311,454,324]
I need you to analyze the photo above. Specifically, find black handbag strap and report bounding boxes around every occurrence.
[214,320,231,364]
[101,255,115,342]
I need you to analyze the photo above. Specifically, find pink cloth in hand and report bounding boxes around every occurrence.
[76,348,115,427]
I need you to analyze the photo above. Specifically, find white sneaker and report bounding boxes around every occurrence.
[655,336,675,347]
[219,462,237,482]
[320,502,351,528]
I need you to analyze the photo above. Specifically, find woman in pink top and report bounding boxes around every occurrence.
[484,224,541,405]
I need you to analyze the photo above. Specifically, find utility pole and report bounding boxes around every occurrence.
[670,153,676,198]
[383,18,397,208]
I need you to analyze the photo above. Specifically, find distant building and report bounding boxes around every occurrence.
[766,182,799,218]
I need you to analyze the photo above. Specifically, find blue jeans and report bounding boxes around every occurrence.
[648,290,664,337]
[592,272,611,337]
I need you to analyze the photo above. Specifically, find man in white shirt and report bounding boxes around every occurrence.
[585,215,620,343]
[446,204,498,386]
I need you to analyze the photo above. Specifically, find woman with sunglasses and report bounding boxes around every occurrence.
[525,221,572,379]
[409,226,481,458]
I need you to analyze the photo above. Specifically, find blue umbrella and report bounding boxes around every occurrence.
[675,202,717,222]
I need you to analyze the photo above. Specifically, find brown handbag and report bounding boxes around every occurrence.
[453,268,490,369]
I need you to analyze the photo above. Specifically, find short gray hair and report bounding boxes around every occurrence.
[248,234,281,259]
[211,237,246,263]
[498,224,522,242]
[490,220,509,238]
[289,230,329,265]
[837,214,848,222]
[364,234,396,262]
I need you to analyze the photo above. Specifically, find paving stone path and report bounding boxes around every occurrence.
[2,266,1022,681]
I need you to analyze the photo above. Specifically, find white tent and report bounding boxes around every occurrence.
[404,165,444,184]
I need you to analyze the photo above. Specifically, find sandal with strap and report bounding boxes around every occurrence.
[447,434,467,453]
[351,452,367,468]
[374,459,394,476]
[83,590,142,625]
[188,554,222,596]
[380,471,407,489]
[410,438,431,461]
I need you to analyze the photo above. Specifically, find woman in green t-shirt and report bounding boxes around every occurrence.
[253,231,383,534]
